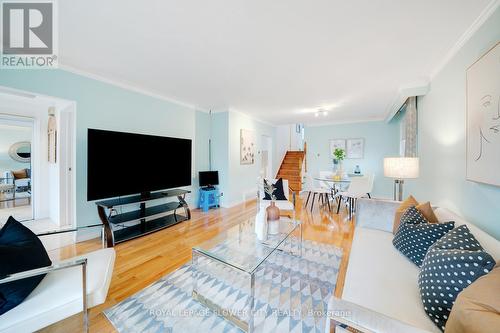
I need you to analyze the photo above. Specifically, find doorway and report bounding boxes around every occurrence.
[261,135,273,179]
[0,117,34,221]
[0,86,76,233]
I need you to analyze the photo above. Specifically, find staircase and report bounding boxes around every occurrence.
[276,151,305,192]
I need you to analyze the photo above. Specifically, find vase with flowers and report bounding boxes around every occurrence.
[333,148,346,180]
[263,179,280,234]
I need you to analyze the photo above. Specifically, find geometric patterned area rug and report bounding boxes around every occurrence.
[105,240,342,333]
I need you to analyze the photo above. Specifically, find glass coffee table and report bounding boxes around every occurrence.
[192,215,302,332]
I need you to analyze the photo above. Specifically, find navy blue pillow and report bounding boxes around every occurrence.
[263,178,287,200]
[418,225,496,332]
[0,216,52,315]
[393,206,455,267]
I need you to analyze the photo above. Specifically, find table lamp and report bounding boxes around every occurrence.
[383,157,419,201]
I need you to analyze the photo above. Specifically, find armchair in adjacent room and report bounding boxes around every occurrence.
[4,169,31,200]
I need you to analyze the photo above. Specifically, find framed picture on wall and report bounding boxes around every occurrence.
[240,129,255,165]
[466,42,500,186]
[330,139,346,157]
[346,138,364,159]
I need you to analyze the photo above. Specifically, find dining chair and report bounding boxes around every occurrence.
[303,175,332,212]
[336,173,374,219]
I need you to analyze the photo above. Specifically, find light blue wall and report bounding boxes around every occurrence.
[305,120,400,198]
[405,7,500,240]
[194,111,211,197]
[210,112,230,205]
[0,70,203,227]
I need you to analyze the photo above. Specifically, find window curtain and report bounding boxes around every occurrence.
[400,96,418,157]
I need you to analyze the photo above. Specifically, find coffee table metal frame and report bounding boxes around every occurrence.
[192,218,302,332]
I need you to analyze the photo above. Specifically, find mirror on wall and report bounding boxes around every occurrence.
[8,141,31,163]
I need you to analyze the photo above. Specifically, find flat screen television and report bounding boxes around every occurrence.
[87,129,192,201]
[199,171,219,187]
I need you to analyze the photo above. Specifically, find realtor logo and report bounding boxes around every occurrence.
[1,0,58,68]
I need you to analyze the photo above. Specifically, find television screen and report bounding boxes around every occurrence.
[199,171,219,187]
[87,129,192,201]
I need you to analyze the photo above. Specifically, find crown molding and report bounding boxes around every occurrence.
[58,63,209,112]
[430,0,500,79]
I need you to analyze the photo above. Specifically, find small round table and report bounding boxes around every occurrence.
[314,177,351,193]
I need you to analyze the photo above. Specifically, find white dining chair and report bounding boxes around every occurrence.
[303,175,332,212]
[336,173,374,218]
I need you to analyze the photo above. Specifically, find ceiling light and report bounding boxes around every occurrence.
[315,110,328,117]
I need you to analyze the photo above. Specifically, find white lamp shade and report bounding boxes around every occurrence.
[384,157,419,179]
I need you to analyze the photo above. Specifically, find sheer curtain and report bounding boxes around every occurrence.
[400,96,418,157]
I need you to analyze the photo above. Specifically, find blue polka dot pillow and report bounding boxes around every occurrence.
[418,225,496,332]
[393,206,455,267]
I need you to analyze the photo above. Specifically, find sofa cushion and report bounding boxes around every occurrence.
[400,205,429,226]
[263,178,287,201]
[393,195,419,233]
[445,263,500,333]
[11,169,27,180]
[341,227,441,332]
[393,207,454,266]
[0,216,52,315]
[416,202,439,224]
[418,225,496,332]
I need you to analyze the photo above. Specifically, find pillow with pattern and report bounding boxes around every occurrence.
[393,206,454,267]
[418,225,496,332]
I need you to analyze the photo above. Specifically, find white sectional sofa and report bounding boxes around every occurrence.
[327,198,500,333]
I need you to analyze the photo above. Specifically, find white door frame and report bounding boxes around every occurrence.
[0,86,77,231]
[261,135,273,178]
[58,104,76,228]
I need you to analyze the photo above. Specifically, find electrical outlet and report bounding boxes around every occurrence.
[220,192,224,196]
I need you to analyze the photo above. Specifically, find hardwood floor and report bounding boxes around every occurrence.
[41,196,355,333]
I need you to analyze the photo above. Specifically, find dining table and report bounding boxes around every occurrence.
[312,175,357,214]
[314,173,363,190]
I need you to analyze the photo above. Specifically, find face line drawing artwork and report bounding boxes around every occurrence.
[466,42,500,186]
[475,94,500,161]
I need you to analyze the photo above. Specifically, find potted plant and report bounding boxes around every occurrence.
[333,148,346,179]
[263,180,280,234]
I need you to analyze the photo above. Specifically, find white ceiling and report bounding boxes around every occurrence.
[59,0,495,125]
